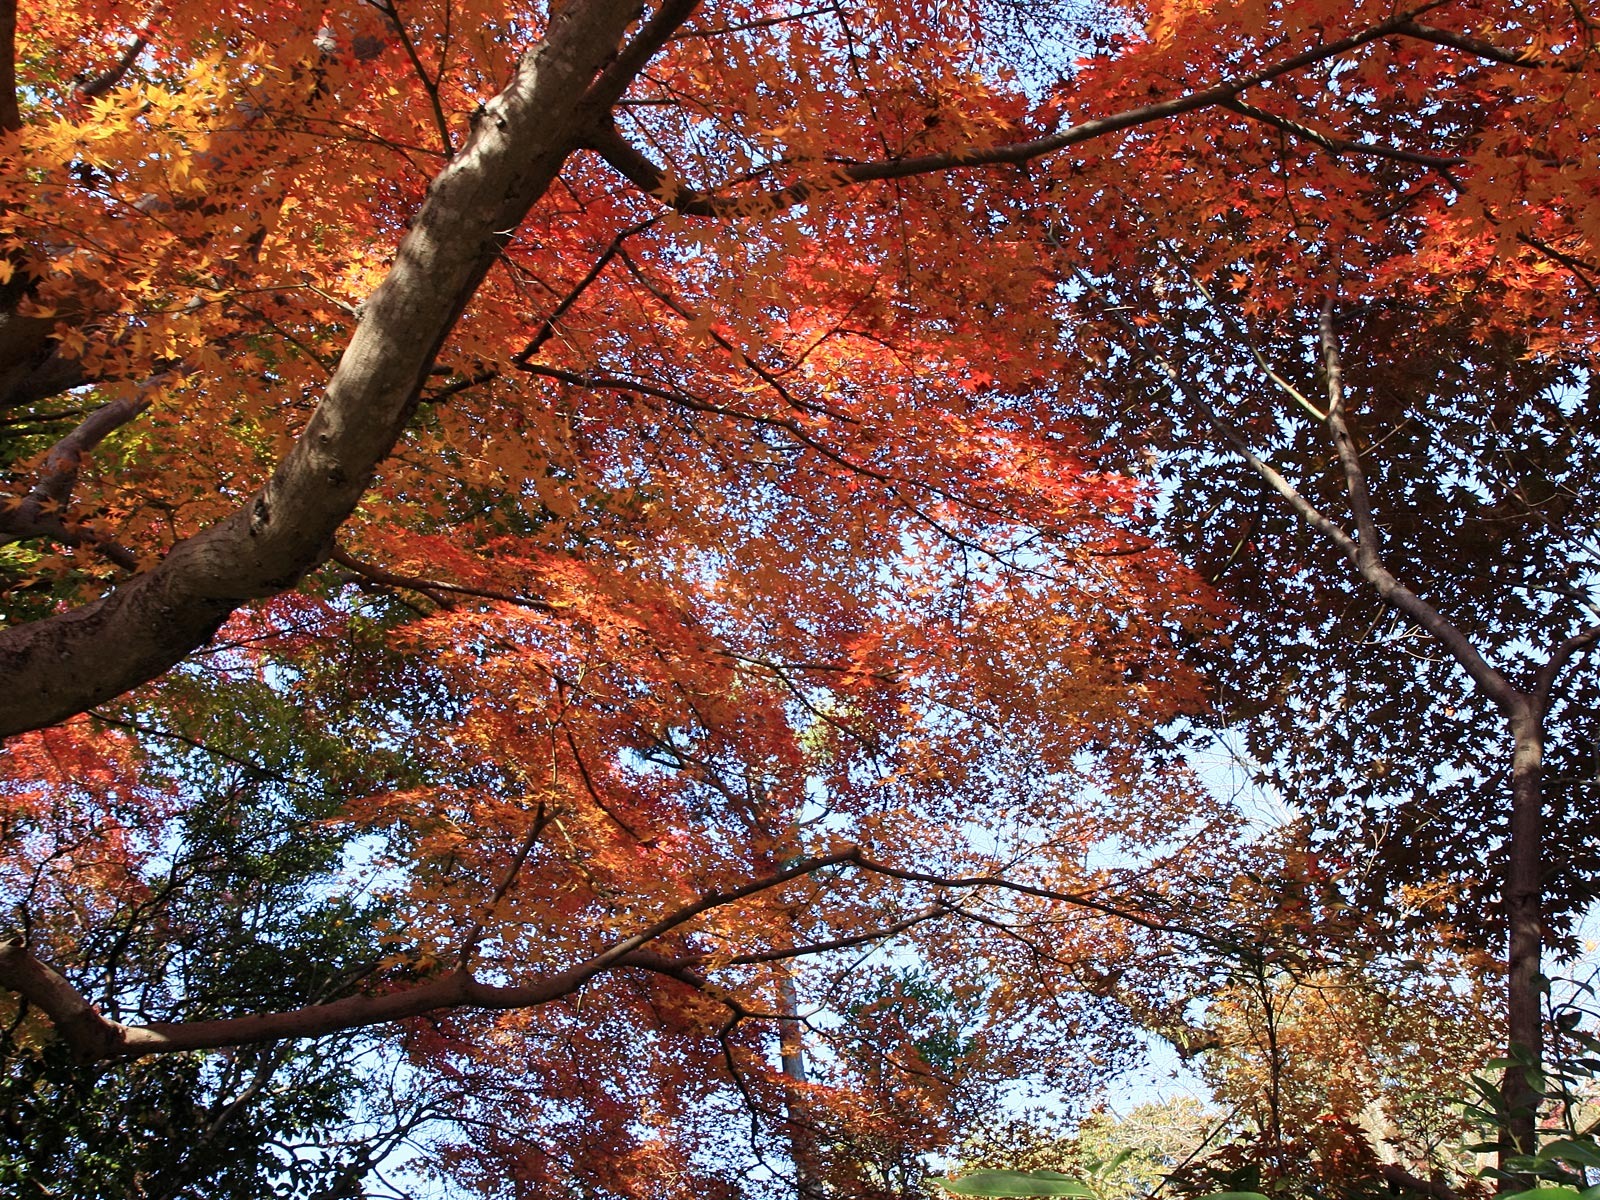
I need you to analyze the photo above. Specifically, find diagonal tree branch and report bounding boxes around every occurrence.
[1314,299,1525,718]
[0,0,662,739]
[0,379,165,569]
[330,544,558,614]
[1394,19,1574,70]
[0,934,125,1059]
[13,383,161,518]
[75,30,151,101]
[0,847,860,1060]
[589,6,1448,218]
[1220,95,1465,171]
[1533,622,1600,716]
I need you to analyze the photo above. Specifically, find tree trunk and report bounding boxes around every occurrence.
[1502,711,1545,1166]
[777,970,823,1200]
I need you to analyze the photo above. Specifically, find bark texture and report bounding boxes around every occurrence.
[0,0,649,737]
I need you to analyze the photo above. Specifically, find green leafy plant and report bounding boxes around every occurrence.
[932,1164,1270,1200]
[1460,975,1600,1199]
[932,1169,1098,1197]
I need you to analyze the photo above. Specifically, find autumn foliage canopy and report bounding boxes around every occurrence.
[0,0,1596,1194]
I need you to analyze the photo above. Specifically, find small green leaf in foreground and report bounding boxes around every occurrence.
[932,1170,1098,1197]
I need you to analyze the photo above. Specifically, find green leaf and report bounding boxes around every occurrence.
[1098,1148,1135,1173]
[932,1171,1098,1197]
[1497,1188,1583,1200]
[1542,1140,1600,1168]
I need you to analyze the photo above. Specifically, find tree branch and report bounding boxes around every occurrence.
[454,799,553,968]
[75,30,151,101]
[1314,300,1525,718]
[713,904,948,967]
[330,544,558,613]
[0,506,139,569]
[0,0,652,738]
[0,375,178,569]
[1,847,862,1060]
[583,0,704,108]
[1395,19,1570,70]
[1220,95,1465,171]
[0,935,125,1060]
[847,851,1222,945]
[1320,298,1384,569]
[589,6,1446,217]
[14,386,158,519]
[1518,233,1600,311]
[1093,286,1529,721]
[1375,1162,1461,1200]
[511,218,658,363]
[1533,622,1600,716]
[0,1,1467,739]
[1083,287,1362,564]
[368,0,454,157]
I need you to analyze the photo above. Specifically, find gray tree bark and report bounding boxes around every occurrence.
[0,0,654,737]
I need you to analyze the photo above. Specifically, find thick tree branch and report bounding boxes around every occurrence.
[0,0,655,738]
[0,376,175,570]
[1375,1163,1460,1200]
[3,846,1206,1063]
[0,379,167,571]
[0,2,1470,739]
[0,312,87,413]
[75,32,150,101]
[0,935,125,1060]
[584,0,704,108]
[13,385,159,518]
